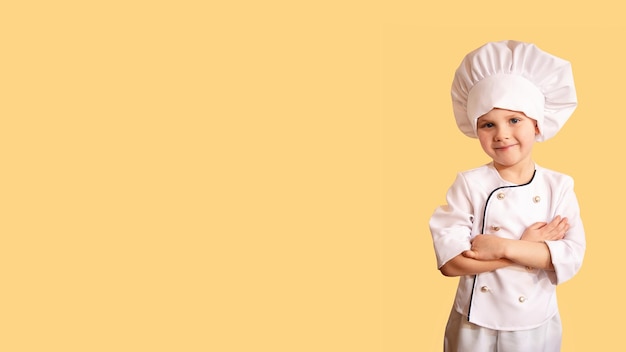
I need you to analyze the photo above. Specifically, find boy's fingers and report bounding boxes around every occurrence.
[556,219,569,232]
[462,250,476,259]
[546,216,567,232]
[530,222,548,229]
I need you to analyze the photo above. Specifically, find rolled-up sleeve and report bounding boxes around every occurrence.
[545,176,586,284]
[429,174,475,269]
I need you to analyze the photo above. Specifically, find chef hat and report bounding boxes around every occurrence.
[451,40,577,141]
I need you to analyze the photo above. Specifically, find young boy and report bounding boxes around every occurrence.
[429,40,586,351]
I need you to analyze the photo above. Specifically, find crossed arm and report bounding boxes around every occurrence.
[439,216,569,277]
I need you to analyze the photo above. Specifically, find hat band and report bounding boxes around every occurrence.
[466,73,545,134]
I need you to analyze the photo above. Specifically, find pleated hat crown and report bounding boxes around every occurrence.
[451,40,577,141]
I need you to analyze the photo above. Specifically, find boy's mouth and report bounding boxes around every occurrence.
[495,144,518,150]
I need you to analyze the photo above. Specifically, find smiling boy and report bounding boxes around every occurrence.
[429,41,586,351]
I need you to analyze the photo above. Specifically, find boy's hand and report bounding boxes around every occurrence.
[463,216,569,261]
[520,215,569,242]
[462,235,506,261]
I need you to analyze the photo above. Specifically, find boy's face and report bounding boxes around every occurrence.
[476,108,539,171]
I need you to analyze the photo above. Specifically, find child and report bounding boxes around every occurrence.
[429,40,586,351]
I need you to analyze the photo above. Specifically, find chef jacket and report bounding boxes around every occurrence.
[429,163,585,331]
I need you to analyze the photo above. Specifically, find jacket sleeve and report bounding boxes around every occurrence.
[429,173,475,269]
[544,176,586,284]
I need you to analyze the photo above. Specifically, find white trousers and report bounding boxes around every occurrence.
[444,309,562,352]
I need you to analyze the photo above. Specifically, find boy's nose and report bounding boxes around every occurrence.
[494,128,510,141]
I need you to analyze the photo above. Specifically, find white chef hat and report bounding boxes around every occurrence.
[451,40,577,141]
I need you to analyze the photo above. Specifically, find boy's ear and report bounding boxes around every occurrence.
[535,124,540,135]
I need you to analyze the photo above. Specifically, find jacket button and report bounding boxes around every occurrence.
[491,225,501,231]
[533,196,541,203]
[497,192,505,200]
[480,286,490,293]
[519,296,526,302]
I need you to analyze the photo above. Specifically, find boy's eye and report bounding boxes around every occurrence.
[510,118,520,124]
[481,122,494,128]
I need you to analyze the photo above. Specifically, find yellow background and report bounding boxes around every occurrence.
[1,1,622,351]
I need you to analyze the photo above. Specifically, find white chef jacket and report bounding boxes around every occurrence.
[430,163,585,331]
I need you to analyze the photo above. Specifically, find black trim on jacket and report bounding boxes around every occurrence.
[467,169,537,321]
